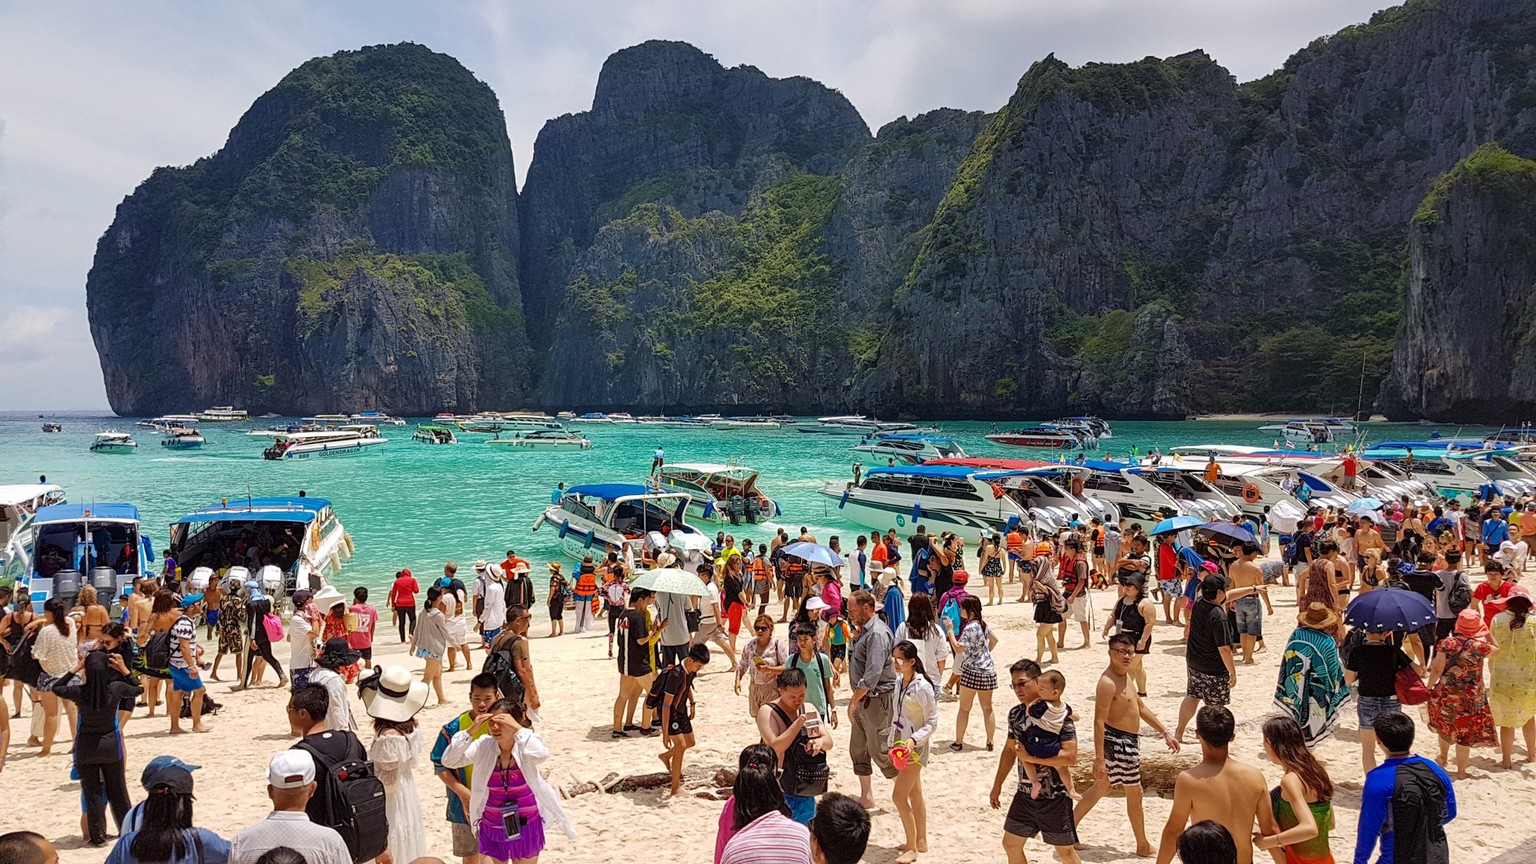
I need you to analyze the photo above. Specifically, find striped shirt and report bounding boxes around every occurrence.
[229,811,350,864]
[719,811,811,864]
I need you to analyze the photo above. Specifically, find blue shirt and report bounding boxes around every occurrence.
[1426,517,1452,536]
[882,584,907,630]
[1354,754,1456,864]
[105,828,229,864]
[1482,518,1509,547]
[430,711,487,824]
[551,488,563,504]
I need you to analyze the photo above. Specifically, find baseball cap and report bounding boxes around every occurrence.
[144,764,195,795]
[268,750,316,789]
[141,755,200,790]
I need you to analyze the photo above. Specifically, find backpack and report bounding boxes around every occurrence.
[769,704,829,797]
[296,736,388,864]
[263,612,286,643]
[143,629,173,671]
[646,664,685,712]
[1447,570,1472,614]
[482,635,521,694]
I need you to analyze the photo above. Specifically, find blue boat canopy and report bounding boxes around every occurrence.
[1076,459,1140,473]
[867,465,978,479]
[35,503,141,523]
[175,497,332,525]
[566,483,665,500]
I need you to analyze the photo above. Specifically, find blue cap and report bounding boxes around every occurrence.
[141,755,200,789]
[179,593,204,608]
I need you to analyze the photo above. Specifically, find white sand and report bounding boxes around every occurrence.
[6,566,1533,863]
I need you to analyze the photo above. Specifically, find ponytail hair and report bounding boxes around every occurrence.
[732,744,790,829]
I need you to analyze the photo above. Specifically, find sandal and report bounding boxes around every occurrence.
[986,742,995,752]
[949,742,964,752]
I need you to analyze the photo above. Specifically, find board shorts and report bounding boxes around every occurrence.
[786,577,805,599]
[169,665,204,693]
[1103,725,1141,786]
[1064,595,1089,623]
[666,712,693,736]
[1004,789,1078,847]
[1185,668,1231,706]
[830,643,847,661]
[451,821,477,857]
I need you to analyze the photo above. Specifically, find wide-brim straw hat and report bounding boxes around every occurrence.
[313,585,346,612]
[360,665,430,723]
[1297,601,1341,630]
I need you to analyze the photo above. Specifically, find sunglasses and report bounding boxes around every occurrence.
[754,626,770,632]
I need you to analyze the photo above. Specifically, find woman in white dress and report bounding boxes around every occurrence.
[360,665,430,864]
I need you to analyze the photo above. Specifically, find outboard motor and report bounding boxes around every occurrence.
[52,569,82,608]
[728,494,744,525]
[90,566,117,593]
[188,566,213,592]
[745,496,760,524]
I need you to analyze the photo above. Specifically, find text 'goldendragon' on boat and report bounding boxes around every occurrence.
[533,483,702,559]
[819,463,1116,544]
[262,425,388,460]
[168,496,354,597]
[852,433,967,465]
[197,406,250,422]
[89,431,137,453]
[486,429,593,450]
[412,424,458,444]
[1,482,67,588]
[20,502,153,613]
[653,463,781,524]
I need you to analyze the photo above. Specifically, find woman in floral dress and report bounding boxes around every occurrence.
[1427,608,1500,778]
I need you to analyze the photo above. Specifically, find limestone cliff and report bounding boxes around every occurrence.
[86,43,528,415]
[1380,144,1536,420]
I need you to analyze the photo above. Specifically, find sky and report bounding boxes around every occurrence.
[0,0,1400,411]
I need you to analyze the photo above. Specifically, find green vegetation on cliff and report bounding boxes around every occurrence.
[286,251,519,338]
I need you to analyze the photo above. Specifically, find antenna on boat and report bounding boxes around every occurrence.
[1354,349,1368,423]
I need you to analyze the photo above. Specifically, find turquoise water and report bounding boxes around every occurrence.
[1,413,1490,597]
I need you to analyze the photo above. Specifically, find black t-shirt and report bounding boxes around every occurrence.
[1405,569,1439,604]
[53,674,143,765]
[296,729,366,825]
[1186,599,1233,676]
[619,609,653,677]
[1346,641,1412,698]
[658,665,694,710]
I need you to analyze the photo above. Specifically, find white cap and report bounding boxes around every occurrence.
[804,596,830,612]
[268,750,316,789]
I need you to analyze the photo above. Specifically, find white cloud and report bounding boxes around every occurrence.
[0,0,1401,410]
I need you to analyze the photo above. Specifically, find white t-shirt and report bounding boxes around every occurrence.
[481,581,507,630]
[893,621,946,686]
[290,614,315,670]
[702,582,722,619]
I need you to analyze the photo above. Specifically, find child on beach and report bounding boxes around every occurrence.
[1020,670,1079,800]
[655,643,711,796]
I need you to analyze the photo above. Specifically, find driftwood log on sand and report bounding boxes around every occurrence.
[561,765,738,800]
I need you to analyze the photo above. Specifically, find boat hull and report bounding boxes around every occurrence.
[90,443,137,453]
[817,487,1011,546]
[269,439,387,460]
[486,439,592,451]
[986,434,1078,449]
[160,438,204,450]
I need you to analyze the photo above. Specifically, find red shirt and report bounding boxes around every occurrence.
[871,543,889,567]
[389,574,419,608]
[1475,581,1517,625]
[1157,543,1177,581]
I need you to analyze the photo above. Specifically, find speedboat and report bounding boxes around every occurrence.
[533,484,702,559]
[1,483,67,586]
[709,417,784,430]
[853,433,967,465]
[90,431,138,453]
[568,412,615,424]
[1130,465,1243,521]
[1485,427,1536,447]
[198,406,250,422]
[985,424,1088,450]
[138,415,201,431]
[1360,446,1494,501]
[1259,417,1358,437]
[655,463,781,524]
[160,427,206,450]
[303,414,353,425]
[1311,459,1429,508]
[41,423,62,433]
[21,502,152,613]
[486,429,593,450]
[1054,416,1113,440]
[412,425,458,444]
[795,415,922,436]
[262,427,387,460]
[351,412,406,426]
[1072,460,1197,523]
[1463,449,1536,497]
[169,497,354,596]
[818,464,1114,544]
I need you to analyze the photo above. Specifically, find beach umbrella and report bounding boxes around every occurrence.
[1354,509,1387,525]
[630,567,710,597]
[1347,497,1383,512]
[1196,521,1255,544]
[1149,515,1204,537]
[667,532,713,553]
[1344,587,1436,634]
[780,541,844,567]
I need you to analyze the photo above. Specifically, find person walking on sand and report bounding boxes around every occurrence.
[228,751,351,864]
[1489,586,1536,768]
[1426,608,1499,778]
[390,568,420,644]
[846,590,898,808]
[360,665,431,864]
[736,614,789,717]
[347,586,378,666]
[757,668,833,824]
[990,658,1081,864]
[1175,576,1236,743]
[51,650,142,846]
[943,596,998,751]
[166,593,208,734]
[307,637,359,733]
[1155,706,1276,864]
[410,585,451,707]
[1074,634,1180,857]
[546,562,568,638]
[431,673,500,864]
[657,643,711,796]
[211,576,247,683]
[887,641,937,863]
[1253,715,1336,864]
[1353,711,1456,864]
[288,589,317,689]
[1343,627,1421,773]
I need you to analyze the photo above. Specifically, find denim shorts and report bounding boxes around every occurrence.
[1357,695,1400,729]
[1232,595,1263,637]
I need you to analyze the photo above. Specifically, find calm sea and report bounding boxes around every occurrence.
[1,412,1487,598]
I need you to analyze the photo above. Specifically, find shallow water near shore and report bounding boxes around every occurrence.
[1,412,1491,596]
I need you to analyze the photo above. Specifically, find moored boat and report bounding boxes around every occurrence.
[22,502,151,613]
[985,424,1087,450]
[413,424,458,444]
[90,431,137,453]
[533,483,702,559]
[168,496,353,596]
[654,463,781,524]
[160,427,206,450]
[486,430,593,450]
[262,426,387,460]
[1,483,67,586]
[198,406,250,422]
[852,433,966,465]
[41,423,62,432]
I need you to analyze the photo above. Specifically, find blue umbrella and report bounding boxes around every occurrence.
[1198,521,1256,544]
[1150,515,1204,537]
[780,541,844,567]
[1347,497,1383,512]
[1344,587,1436,634]
[1177,547,1206,569]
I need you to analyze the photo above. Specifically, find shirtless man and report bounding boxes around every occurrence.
[1226,544,1269,666]
[1155,706,1275,864]
[1074,634,1179,857]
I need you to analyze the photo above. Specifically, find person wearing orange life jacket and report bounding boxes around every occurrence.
[782,557,809,624]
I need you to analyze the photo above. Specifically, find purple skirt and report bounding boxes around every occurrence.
[478,812,545,860]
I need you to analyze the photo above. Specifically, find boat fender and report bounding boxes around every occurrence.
[839,490,850,510]
[703,501,715,519]
[557,521,569,539]
[342,532,355,557]
[911,503,922,522]
[1296,484,1312,502]
[774,501,782,517]
[1241,484,1262,504]
[583,529,595,549]
[991,483,1005,500]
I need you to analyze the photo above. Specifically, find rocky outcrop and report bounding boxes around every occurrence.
[1380,144,1536,420]
[87,44,528,415]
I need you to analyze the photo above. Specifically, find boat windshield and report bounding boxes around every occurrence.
[169,517,317,576]
[861,473,981,501]
[33,520,139,579]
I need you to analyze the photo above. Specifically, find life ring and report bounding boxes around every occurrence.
[1241,484,1261,504]
[1296,484,1313,502]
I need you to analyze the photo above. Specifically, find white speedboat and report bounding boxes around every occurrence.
[351,411,406,426]
[303,414,353,425]
[22,502,151,613]
[795,415,922,436]
[90,431,138,453]
[412,424,458,444]
[160,427,206,450]
[853,433,966,465]
[198,406,250,422]
[486,430,593,450]
[655,463,781,524]
[262,427,387,460]
[1054,416,1113,439]
[1,483,67,587]
[568,412,615,424]
[709,417,783,430]
[169,496,354,596]
[138,415,201,431]
[1259,417,1358,437]
[1131,465,1243,521]
[533,484,702,559]
[1073,460,1195,522]
[819,464,1114,544]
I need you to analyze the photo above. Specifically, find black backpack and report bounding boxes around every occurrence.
[6,630,41,687]
[1446,570,1472,614]
[482,635,523,697]
[296,736,388,864]
[143,629,172,671]
[646,664,684,712]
